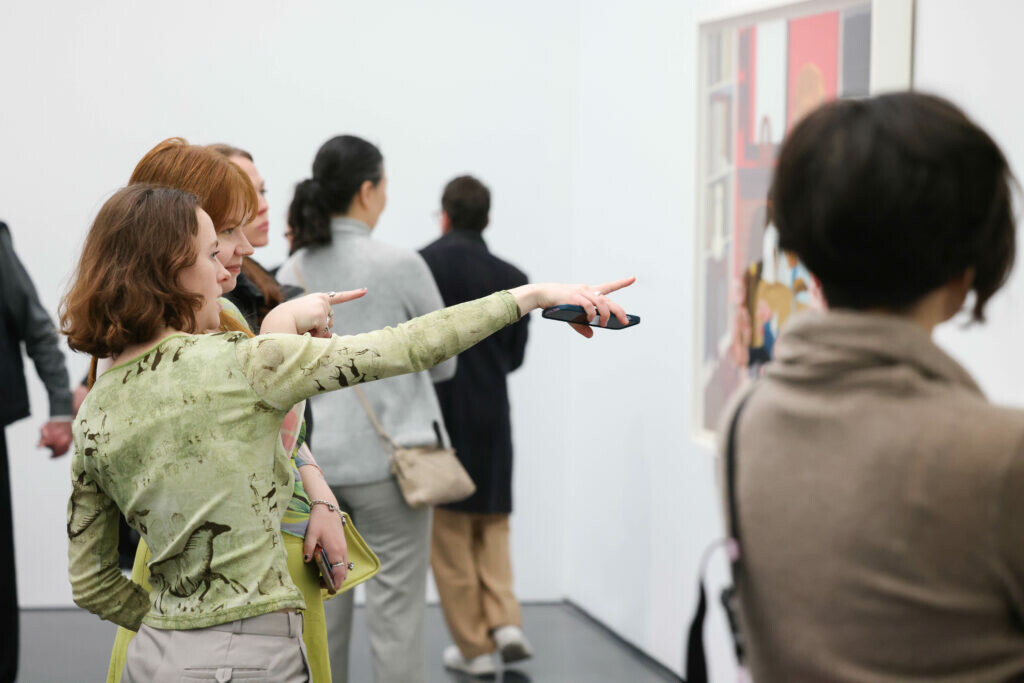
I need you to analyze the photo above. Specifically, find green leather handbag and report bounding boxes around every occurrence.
[322,511,381,598]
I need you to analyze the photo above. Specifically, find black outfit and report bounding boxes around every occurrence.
[224,259,314,447]
[224,269,265,331]
[0,432,13,683]
[0,223,71,426]
[0,222,72,683]
[223,259,304,333]
[420,230,529,513]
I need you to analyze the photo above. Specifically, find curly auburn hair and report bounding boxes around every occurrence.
[129,137,258,233]
[61,185,205,357]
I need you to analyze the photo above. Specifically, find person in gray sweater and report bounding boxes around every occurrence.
[278,135,454,683]
[719,92,1024,681]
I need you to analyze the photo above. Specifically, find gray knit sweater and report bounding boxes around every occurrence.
[276,217,455,485]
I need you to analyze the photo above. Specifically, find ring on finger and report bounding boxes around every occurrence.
[327,291,336,298]
[331,560,355,570]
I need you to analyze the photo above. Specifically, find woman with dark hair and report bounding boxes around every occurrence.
[63,181,632,682]
[277,135,453,682]
[721,92,1024,680]
[286,135,385,253]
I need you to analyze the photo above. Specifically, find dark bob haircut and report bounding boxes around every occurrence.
[770,91,1016,322]
[442,175,490,232]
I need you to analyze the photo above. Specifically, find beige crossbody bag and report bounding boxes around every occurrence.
[353,386,476,507]
[289,257,475,507]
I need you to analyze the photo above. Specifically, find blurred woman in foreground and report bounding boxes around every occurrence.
[722,92,1024,681]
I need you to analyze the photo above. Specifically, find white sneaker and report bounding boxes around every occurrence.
[442,644,496,676]
[492,624,534,664]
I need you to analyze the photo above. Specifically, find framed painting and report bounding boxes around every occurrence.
[693,0,914,440]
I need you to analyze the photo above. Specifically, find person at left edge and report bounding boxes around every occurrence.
[0,220,74,683]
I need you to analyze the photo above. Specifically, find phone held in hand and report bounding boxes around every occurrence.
[314,545,337,595]
[541,304,640,330]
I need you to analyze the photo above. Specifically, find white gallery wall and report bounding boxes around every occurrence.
[0,0,580,610]
[563,0,1024,677]
[6,0,1024,679]
[565,2,755,677]
[915,0,1024,407]
[562,0,1024,677]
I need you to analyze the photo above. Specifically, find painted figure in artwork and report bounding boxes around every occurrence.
[730,224,822,376]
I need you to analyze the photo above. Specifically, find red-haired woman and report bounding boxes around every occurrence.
[102,139,347,682]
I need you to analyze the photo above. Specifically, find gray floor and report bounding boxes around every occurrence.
[18,602,679,682]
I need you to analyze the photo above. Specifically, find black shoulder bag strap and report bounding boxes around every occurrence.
[685,388,755,682]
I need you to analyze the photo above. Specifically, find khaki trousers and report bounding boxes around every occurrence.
[123,612,309,682]
[430,508,521,659]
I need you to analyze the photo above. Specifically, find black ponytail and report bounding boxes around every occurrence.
[288,178,330,251]
[288,135,383,251]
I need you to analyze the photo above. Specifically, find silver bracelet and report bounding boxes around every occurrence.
[309,499,347,525]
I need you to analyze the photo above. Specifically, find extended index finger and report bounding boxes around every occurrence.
[329,288,368,305]
[591,276,636,296]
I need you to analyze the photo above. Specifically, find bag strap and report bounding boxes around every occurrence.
[684,387,756,683]
[352,385,401,451]
[724,390,752,563]
[685,577,710,683]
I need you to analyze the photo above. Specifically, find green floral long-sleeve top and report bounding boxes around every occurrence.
[67,291,519,631]
[219,297,313,539]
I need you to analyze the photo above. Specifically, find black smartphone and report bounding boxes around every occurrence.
[541,304,640,330]
[314,544,337,594]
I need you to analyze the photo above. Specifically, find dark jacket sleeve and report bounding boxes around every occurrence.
[0,223,73,417]
[499,267,530,373]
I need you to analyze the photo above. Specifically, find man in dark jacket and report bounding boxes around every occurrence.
[0,221,73,681]
[420,176,531,677]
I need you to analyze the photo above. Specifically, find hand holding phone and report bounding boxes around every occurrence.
[313,544,354,594]
[509,277,636,337]
[314,545,337,594]
[542,304,640,329]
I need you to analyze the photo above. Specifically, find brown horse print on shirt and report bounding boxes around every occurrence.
[148,521,247,613]
[67,470,114,539]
